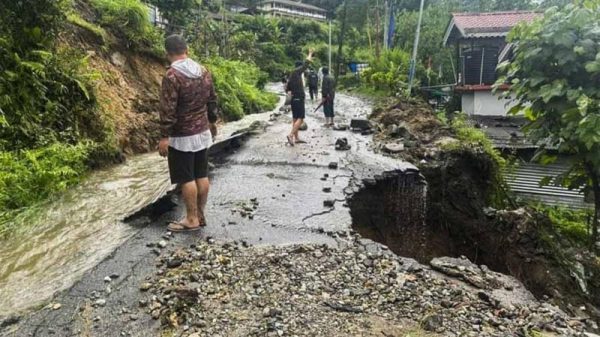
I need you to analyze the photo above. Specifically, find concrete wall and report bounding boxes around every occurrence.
[461,91,516,116]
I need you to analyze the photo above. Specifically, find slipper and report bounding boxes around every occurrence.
[167,221,202,233]
[286,135,295,146]
[295,139,307,144]
[198,211,208,227]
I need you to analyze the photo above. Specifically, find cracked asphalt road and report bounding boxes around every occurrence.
[0,86,417,337]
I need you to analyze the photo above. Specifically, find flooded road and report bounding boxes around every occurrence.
[0,89,278,316]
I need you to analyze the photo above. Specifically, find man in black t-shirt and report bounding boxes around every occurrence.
[285,49,314,146]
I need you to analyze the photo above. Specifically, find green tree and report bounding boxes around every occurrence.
[147,0,201,31]
[497,1,600,246]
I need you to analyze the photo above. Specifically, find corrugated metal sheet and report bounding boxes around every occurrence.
[504,162,591,209]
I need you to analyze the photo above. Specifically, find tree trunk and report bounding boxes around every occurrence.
[334,0,349,80]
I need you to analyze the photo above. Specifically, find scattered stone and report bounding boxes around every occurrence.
[322,187,332,193]
[104,276,112,283]
[110,273,120,279]
[158,241,167,249]
[139,283,152,291]
[383,143,405,153]
[51,303,62,310]
[332,124,349,131]
[422,314,444,332]
[334,138,351,151]
[350,118,371,131]
[328,162,338,170]
[323,200,335,208]
[167,259,183,269]
[110,52,126,68]
[324,301,363,313]
[95,299,106,307]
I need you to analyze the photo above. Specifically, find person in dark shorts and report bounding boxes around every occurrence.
[285,49,314,146]
[307,69,319,101]
[158,35,218,232]
[321,66,336,127]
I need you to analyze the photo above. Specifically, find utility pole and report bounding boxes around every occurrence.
[407,0,425,95]
[383,0,389,50]
[328,19,332,71]
[375,0,381,58]
[334,0,349,80]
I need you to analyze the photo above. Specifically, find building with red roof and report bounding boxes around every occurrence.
[443,11,541,116]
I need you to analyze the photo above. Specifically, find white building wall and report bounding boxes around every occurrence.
[461,91,516,116]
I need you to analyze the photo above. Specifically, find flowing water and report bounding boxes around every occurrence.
[0,98,278,316]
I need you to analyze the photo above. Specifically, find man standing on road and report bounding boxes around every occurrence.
[285,49,314,146]
[158,35,218,233]
[307,69,319,101]
[321,66,336,127]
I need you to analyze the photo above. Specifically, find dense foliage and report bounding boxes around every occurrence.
[189,15,330,79]
[203,57,277,121]
[498,1,600,245]
[91,0,164,53]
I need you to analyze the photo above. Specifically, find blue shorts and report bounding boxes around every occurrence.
[323,101,334,118]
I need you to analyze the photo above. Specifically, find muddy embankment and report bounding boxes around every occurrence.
[349,97,600,329]
[65,0,166,156]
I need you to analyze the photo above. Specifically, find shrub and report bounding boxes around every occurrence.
[0,143,92,212]
[443,114,510,207]
[0,39,106,151]
[203,57,278,121]
[90,0,163,53]
[361,49,413,95]
[67,12,109,44]
[532,204,592,244]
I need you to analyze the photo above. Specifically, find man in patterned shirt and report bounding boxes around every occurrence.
[158,35,218,232]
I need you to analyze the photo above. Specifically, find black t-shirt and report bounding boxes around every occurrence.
[286,61,310,98]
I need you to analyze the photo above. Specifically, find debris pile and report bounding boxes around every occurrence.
[369,97,454,162]
[139,239,588,337]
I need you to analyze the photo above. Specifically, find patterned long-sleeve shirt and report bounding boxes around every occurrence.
[159,63,217,138]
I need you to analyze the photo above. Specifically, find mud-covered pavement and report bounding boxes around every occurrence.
[0,87,592,337]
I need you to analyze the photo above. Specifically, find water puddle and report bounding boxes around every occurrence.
[0,93,278,315]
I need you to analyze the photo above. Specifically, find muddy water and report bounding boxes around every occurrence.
[0,92,279,316]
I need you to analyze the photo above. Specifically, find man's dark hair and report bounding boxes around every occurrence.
[165,35,188,55]
[322,67,329,75]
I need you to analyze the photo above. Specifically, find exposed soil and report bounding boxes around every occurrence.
[61,1,166,155]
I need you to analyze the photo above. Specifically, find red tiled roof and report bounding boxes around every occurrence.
[443,11,541,46]
[452,11,540,35]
